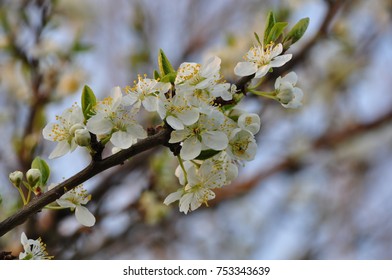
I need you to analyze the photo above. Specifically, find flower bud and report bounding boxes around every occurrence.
[69,123,85,136]
[74,128,91,147]
[9,171,23,187]
[238,113,261,135]
[26,168,41,187]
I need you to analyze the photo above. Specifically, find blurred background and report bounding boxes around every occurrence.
[1,0,392,259]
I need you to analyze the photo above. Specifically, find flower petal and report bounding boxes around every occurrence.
[177,108,199,126]
[270,54,292,67]
[202,131,228,150]
[49,141,70,159]
[86,114,113,134]
[255,65,270,78]
[163,189,183,205]
[169,130,189,143]
[166,116,184,130]
[234,62,257,77]
[111,131,134,149]
[181,136,202,160]
[142,96,158,112]
[75,205,96,227]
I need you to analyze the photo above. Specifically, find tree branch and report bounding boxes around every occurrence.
[0,128,171,237]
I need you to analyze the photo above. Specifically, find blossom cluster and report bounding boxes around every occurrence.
[41,45,300,214]
[37,13,307,215]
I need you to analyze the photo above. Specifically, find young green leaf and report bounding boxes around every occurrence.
[153,70,161,80]
[31,157,50,186]
[283,17,310,50]
[158,49,175,76]
[160,72,177,84]
[265,22,288,44]
[263,11,276,45]
[81,85,97,121]
[254,32,262,45]
[195,149,221,160]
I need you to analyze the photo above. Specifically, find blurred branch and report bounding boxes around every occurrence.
[212,107,392,205]
[271,0,348,79]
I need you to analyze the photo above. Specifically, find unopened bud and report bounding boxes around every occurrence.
[26,168,41,187]
[9,171,23,187]
[70,123,85,136]
[74,128,91,146]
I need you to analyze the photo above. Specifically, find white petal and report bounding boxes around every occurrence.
[86,114,113,134]
[42,123,56,140]
[127,124,147,139]
[21,232,28,246]
[166,116,184,130]
[181,136,202,160]
[226,162,239,183]
[49,141,70,159]
[179,193,194,214]
[142,96,158,112]
[177,108,199,126]
[200,56,221,77]
[122,94,138,106]
[255,65,270,78]
[75,205,96,227]
[163,190,183,205]
[270,43,283,58]
[202,131,228,150]
[234,62,257,77]
[169,130,189,143]
[111,131,134,149]
[270,54,292,67]
[282,71,298,85]
[68,106,84,124]
[56,198,76,209]
[111,86,123,110]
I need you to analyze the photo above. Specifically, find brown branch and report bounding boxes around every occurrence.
[0,128,172,237]
[212,108,392,206]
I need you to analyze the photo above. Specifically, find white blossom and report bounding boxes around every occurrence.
[238,113,261,135]
[56,185,95,227]
[234,43,292,78]
[226,129,258,161]
[175,56,233,112]
[86,86,147,149]
[169,112,228,160]
[123,75,171,112]
[19,232,52,260]
[42,105,85,159]
[164,160,226,214]
[157,91,200,130]
[274,71,304,108]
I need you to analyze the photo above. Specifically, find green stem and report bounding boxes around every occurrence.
[177,155,188,185]
[249,89,277,100]
[16,187,27,205]
[44,205,65,210]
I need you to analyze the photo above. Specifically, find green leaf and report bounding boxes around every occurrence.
[265,22,288,44]
[160,72,177,84]
[195,149,221,160]
[81,85,97,121]
[153,70,161,80]
[263,11,276,45]
[71,40,93,53]
[283,17,310,50]
[158,49,175,76]
[31,157,50,186]
[254,32,262,45]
